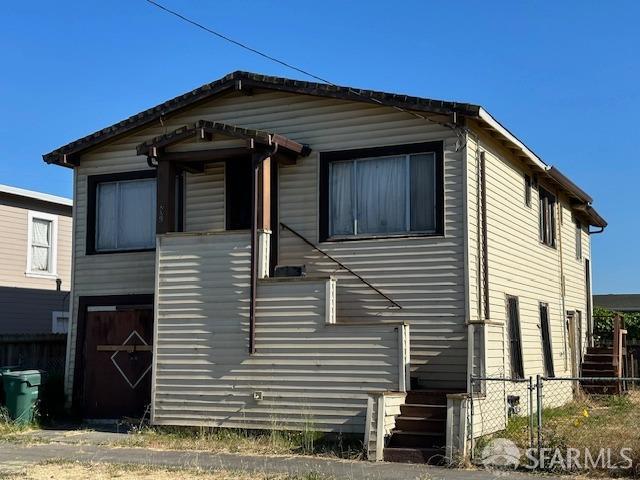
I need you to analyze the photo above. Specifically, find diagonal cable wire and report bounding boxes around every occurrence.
[143,0,465,130]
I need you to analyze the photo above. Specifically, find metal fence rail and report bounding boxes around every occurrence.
[469,375,640,473]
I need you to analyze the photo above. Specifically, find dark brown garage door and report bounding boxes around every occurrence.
[81,307,153,419]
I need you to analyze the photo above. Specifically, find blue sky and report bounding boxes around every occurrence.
[1,1,638,293]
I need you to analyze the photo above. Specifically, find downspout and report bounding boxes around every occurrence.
[480,152,490,321]
[558,199,568,371]
[249,144,278,354]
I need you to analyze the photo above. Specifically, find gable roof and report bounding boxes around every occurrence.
[42,71,480,167]
[594,294,640,313]
[0,184,72,207]
[41,70,606,227]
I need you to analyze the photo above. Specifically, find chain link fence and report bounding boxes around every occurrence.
[469,375,640,473]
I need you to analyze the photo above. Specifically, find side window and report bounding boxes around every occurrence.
[575,220,583,260]
[506,295,525,378]
[539,303,555,377]
[539,187,557,247]
[27,211,57,276]
[51,311,69,334]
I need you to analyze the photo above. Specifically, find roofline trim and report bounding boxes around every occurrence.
[0,184,72,207]
[478,107,548,172]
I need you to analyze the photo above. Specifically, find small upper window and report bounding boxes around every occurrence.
[27,211,57,276]
[87,171,157,254]
[575,220,582,260]
[51,311,69,334]
[524,174,532,207]
[321,142,443,240]
[539,187,556,247]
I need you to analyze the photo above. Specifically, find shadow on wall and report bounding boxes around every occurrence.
[0,286,70,335]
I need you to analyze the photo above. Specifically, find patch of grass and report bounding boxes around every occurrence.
[476,390,640,475]
[0,460,335,480]
[122,425,363,460]
[0,406,38,438]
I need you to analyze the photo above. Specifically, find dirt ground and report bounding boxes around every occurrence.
[0,461,325,480]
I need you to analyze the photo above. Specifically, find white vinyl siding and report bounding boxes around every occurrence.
[466,125,591,380]
[154,232,404,432]
[65,89,467,398]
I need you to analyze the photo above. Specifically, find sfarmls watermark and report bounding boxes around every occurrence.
[481,438,634,471]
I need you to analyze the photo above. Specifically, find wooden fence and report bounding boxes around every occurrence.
[0,334,66,374]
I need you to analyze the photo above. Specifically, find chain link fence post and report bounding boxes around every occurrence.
[536,374,543,463]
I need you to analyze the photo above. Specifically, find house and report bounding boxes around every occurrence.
[594,294,640,313]
[42,71,605,461]
[0,184,72,334]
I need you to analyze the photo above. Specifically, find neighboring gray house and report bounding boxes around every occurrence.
[43,71,606,462]
[594,294,640,313]
[0,184,73,334]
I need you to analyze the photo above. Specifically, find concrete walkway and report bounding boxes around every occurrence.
[0,430,560,480]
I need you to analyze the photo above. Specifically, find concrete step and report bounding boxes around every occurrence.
[387,431,446,449]
[383,447,446,464]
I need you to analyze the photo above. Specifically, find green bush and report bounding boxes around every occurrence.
[594,307,640,341]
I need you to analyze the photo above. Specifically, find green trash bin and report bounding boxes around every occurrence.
[2,370,43,424]
[0,366,20,407]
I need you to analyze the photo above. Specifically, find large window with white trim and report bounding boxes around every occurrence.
[27,211,57,276]
[320,142,444,241]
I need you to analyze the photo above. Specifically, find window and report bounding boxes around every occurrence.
[87,171,157,254]
[539,303,555,377]
[51,311,69,334]
[27,211,57,276]
[507,295,525,378]
[319,142,444,240]
[539,187,556,247]
[575,220,582,260]
[524,174,532,207]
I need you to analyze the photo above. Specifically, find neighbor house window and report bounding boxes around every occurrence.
[319,142,444,240]
[27,211,57,276]
[575,220,582,260]
[539,187,556,247]
[524,174,532,207]
[87,171,157,254]
[51,311,69,334]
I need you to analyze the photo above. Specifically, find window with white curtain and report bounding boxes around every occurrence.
[27,211,57,276]
[95,178,156,252]
[328,153,437,237]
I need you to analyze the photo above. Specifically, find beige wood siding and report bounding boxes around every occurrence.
[466,125,592,380]
[184,163,225,232]
[65,89,469,399]
[0,199,72,291]
[153,232,404,432]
